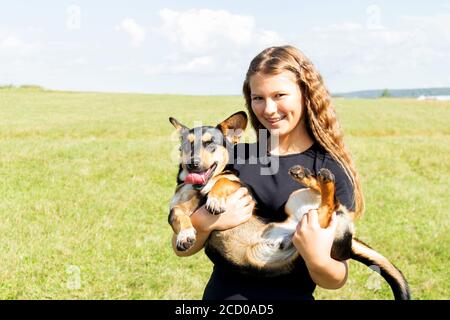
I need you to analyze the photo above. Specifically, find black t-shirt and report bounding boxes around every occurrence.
[202,141,355,300]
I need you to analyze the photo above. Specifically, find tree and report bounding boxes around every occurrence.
[381,88,391,98]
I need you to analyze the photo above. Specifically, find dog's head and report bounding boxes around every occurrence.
[169,111,247,189]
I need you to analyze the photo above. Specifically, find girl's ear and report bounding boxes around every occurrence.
[169,117,189,133]
[217,111,248,144]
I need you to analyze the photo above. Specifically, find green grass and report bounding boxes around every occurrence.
[0,88,448,299]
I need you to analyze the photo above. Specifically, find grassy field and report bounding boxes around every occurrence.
[0,87,449,299]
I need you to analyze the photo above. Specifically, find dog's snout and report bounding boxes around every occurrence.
[187,158,201,170]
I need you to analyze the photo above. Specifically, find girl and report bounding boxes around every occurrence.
[172,45,364,300]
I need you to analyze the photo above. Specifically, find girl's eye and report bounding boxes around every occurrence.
[276,93,286,98]
[252,96,262,101]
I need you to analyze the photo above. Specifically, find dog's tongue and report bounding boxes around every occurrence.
[185,172,207,185]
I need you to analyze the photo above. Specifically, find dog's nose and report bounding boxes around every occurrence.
[187,158,201,171]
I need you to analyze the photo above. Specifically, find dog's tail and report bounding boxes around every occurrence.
[351,238,411,300]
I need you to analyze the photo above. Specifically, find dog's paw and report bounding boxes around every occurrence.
[205,195,226,215]
[289,165,312,182]
[176,228,197,251]
[318,168,335,183]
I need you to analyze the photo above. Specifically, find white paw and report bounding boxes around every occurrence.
[176,228,197,251]
[205,195,226,215]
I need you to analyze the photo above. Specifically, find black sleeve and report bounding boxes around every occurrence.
[323,155,355,211]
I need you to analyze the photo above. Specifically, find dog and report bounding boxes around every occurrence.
[168,111,411,300]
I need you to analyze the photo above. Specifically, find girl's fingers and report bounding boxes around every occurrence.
[236,195,253,208]
[231,187,248,200]
[298,214,307,232]
[238,187,249,197]
[327,212,337,231]
[306,209,320,228]
[243,200,254,212]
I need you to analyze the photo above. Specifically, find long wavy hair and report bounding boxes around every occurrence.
[243,45,364,219]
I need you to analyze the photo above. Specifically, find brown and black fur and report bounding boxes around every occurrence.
[169,111,411,300]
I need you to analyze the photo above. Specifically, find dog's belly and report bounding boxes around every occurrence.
[206,216,265,261]
[204,188,355,275]
[205,216,285,275]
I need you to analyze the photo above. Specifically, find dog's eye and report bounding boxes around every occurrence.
[203,140,216,152]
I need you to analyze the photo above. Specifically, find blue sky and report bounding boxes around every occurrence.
[1,0,449,94]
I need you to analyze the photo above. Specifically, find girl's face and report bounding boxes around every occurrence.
[249,71,304,138]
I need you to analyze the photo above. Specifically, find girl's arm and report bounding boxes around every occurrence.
[172,188,254,257]
[292,210,348,289]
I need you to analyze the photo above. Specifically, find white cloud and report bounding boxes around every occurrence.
[65,58,88,67]
[146,8,284,76]
[312,23,364,33]
[296,13,450,91]
[400,14,450,41]
[172,56,215,73]
[0,35,41,55]
[105,65,133,73]
[154,8,284,52]
[257,30,285,47]
[116,18,146,46]
[106,56,218,76]
[0,36,23,48]
[143,56,216,75]
[157,8,257,53]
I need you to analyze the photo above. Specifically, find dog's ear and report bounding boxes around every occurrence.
[217,111,248,144]
[169,117,188,133]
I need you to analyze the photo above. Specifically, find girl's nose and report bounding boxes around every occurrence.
[264,98,277,115]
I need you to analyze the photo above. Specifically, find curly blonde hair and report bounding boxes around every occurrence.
[243,45,364,219]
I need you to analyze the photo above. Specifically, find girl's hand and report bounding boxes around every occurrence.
[191,187,254,233]
[292,209,338,269]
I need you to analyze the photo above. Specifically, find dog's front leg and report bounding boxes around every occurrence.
[169,185,201,251]
[205,178,242,214]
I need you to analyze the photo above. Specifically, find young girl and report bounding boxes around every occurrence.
[171,45,364,300]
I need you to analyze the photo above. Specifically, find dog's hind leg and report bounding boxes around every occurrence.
[316,168,339,228]
[289,165,321,193]
[288,166,338,228]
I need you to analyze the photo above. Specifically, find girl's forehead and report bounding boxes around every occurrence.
[249,71,298,91]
